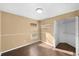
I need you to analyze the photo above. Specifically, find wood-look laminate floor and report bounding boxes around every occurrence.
[1,41,74,56]
[56,43,75,53]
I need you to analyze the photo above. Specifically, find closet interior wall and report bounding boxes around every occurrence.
[55,17,76,47]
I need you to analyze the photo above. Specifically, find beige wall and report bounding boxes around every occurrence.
[40,18,55,46]
[0,12,1,52]
[1,11,40,52]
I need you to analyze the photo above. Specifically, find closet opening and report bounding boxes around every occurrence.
[54,17,76,55]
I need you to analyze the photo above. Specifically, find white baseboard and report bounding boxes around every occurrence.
[1,39,40,55]
[78,53,79,56]
[0,52,1,56]
[53,48,75,55]
[41,41,54,47]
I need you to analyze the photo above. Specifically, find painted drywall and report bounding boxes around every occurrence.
[0,12,1,52]
[40,18,55,47]
[56,17,76,47]
[0,3,79,19]
[1,11,40,52]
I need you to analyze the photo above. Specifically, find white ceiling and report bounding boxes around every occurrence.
[0,3,79,20]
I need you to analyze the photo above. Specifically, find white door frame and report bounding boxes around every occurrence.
[53,20,57,48]
[75,16,78,56]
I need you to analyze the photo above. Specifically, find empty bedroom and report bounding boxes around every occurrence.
[0,3,79,56]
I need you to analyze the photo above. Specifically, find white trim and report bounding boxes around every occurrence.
[41,24,52,28]
[41,24,52,26]
[1,40,40,54]
[53,20,57,48]
[1,32,39,37]
[75,16,79,56]
[1,33,26,36]
[0,52,1,56]
[41,41,54,47]
[1,30,39,37]
[53,48,75,55]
